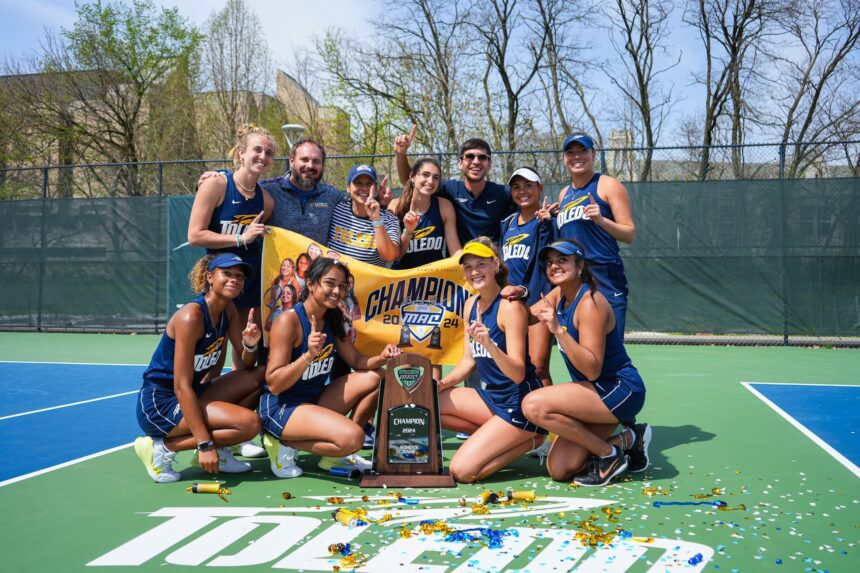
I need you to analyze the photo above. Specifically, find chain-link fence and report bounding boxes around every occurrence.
[1,141,858,200]
[1,142,858,346]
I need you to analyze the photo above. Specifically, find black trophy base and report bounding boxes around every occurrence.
[359,471,456,488]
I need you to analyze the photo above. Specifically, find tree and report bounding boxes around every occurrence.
[199,0,273,155]
[39,0,201,195]
[684,0,770,180]
[767,0,860,177]
[605,0,679,181]
[470,0,547,173]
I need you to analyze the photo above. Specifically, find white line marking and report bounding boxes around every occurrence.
[0,391,138,421]
[742,382,860,478]
[0,442,133,488]
[744,381,860,388]
[0,360,147,367]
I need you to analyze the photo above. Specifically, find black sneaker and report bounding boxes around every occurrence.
[625,423,652,473]
[574,447,628,487]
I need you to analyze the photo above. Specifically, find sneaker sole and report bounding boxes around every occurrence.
[629,425,652,473]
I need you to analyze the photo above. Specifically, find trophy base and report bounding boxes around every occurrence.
[359,472,456,488]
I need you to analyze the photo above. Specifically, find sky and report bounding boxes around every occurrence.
[0,0,715,143]
[0,0,376,66]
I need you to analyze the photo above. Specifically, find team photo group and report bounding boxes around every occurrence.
[134,123,651,489]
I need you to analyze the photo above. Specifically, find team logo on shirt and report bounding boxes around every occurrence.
[557,195,591,228]
[468,335,496,359]
[194,337,224,371]
[399,301,445,343]
[502,233,531,260]
[405,226,443,254]
[302,343,335,380]
[219,213,258,235]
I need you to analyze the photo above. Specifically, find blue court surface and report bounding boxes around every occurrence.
[744,382,860,477]
[0,362,144,482]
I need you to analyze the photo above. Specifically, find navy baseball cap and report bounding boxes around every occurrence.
[538,240,585,262]
[208,253,253,276]
[346,164,378,184]
[562,133,595,151]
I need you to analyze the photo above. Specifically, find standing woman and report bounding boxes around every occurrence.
[188,124,276,334]
[437,238,546,483]
[260,258,401,478]
[555,134,634,333]
[501,167,557,387]
[134,254,264,483]
[522,240,649,486]
[389,157,462,269]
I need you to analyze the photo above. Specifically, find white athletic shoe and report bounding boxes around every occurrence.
[191,447,252,473]
[232,440,266,458]
[134,436,180,483]
[262,433,302,478]
[318,452,373,472]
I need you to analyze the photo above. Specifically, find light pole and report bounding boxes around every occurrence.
[281,124,305,148]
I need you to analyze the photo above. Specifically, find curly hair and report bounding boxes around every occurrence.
[188,254,218,294]
[229,123,275,171]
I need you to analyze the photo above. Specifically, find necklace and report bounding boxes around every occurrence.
[234,176,256,197]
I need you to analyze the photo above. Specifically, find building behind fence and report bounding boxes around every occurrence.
[1,143,858,345]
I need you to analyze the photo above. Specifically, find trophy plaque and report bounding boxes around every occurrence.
[359,352,455,487]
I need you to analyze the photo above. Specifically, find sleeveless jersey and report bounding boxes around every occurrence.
[143,294,228,393]
[501,213,554,304]
[468,294,538,389]
[556,285,639,384]
[556,173,621,265]
[266,303,338,401]
[207,170,265,262]
[392,196,447,269]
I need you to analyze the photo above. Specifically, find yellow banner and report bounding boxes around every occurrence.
[261,227,472,365]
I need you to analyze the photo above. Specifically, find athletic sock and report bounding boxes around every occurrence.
[601,446,619,459]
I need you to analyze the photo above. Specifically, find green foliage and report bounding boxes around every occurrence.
[63,0,202,88]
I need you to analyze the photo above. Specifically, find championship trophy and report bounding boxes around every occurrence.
[359,352,455,487]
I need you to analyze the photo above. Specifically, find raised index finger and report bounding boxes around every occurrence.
[252,210,265,224]
[407,124,417,141]
[588,193,597,204]
[247,308,255,324]
[542,196,548,209]
[310,314,319,333]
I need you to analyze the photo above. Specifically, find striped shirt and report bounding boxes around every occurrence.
[327,198,400,266]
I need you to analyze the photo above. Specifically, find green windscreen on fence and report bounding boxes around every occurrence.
[1,178,858,343]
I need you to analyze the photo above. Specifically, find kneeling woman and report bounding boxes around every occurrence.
[261,257,400,478]
[134,254,264,483]
[522,240,648,487]
[438,238,546,483]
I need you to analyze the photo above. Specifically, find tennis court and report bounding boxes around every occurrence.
[1,332,857,572]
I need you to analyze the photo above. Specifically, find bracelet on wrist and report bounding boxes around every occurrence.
[241,339,258,353]
[301,353,313,366]
[371,218,384,228]
[235,233,241,247]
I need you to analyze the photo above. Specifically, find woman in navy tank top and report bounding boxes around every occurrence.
[438,237,546,483]
[261,258,401,478]
[555,134,635,334]
[522,239,650,487]
[389,157,462,269]
[134,254,265,483]
[188,124,276,339]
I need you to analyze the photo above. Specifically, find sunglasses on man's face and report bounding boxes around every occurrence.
[461,152,490,162]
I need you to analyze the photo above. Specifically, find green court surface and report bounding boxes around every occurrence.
[0,332,857,572]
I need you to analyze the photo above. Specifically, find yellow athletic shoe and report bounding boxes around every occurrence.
[262,433,302,478]
[134,436,179,483]
[317,453,372,472]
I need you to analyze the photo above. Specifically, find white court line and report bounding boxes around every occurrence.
[0,442,133,488]
[745,381,860,388]
[742,382,860,478]
[0,360,147,367]
[0,390,138,421]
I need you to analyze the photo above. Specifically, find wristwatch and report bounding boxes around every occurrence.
[197,440,215,452]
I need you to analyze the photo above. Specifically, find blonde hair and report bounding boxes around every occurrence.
[188,254,218,294]
[230,123,275,170]
[466,236,509,287]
